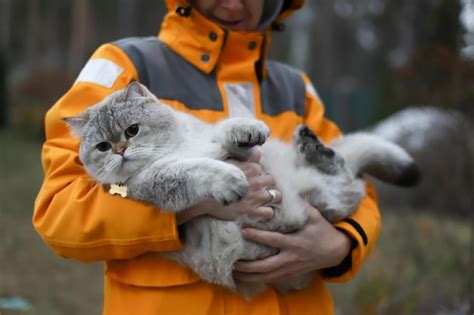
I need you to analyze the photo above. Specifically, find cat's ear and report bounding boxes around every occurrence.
[123,81,145,99]
[123,81,157,101]
[63,111,89,137]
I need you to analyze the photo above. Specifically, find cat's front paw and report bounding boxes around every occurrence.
[211,166,249,205]
[226,119,270,148]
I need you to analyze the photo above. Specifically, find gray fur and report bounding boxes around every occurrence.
[65,82,418,299]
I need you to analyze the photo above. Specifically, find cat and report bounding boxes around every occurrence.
[64,82,419,299]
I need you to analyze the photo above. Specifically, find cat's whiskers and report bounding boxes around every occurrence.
[94,155,126,183]
[126,145,175,159]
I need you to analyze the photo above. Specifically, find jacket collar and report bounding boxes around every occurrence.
[158,7,267,75]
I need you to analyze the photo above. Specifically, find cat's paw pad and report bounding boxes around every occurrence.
[293,124,334,161]
[211,167,249,205]
[293,124,319,146]
[228,120,270,148]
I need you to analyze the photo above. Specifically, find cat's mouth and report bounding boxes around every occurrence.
[117,149,133,161]
[116,153,141,169]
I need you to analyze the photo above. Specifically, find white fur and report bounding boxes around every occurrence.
[68,83,417,300]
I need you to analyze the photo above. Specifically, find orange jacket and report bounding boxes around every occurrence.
[33,1,380,314]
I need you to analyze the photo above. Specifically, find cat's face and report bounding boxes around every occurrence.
[65,82,177,184]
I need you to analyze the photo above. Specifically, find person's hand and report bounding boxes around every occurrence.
[232,203,352,284]
[177,151,282,224]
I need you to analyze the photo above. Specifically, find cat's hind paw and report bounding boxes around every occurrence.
[293,124,335,163]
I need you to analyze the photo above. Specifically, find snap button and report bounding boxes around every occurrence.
[176,6,192,17]
[201,54,210,62]
[248,41,257,50]
[209,32,218,41]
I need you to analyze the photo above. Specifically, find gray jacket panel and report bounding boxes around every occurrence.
[261,61,306,116]
[113,37,306,116]
[113,37,224,111]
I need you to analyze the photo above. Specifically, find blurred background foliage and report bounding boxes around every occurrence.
[0,0,472,314]
[1,0,473,133]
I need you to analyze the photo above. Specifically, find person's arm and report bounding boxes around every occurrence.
[301,73,381,281]
[233,73,381,283]
[33,43,183,262]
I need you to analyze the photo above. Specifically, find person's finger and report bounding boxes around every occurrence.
[261,189,282,205]
[233,265,293,283]
[246,206,274,220]
[249,148,262,163]
[241,228,289,248]
[245,162,264,178]
[247,189,282,208]
[234,252,290,273]
[229,161,263,178]
[248,174,276,190]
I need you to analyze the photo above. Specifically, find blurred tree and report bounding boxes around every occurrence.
[25,0,41,70]
[2,0,473,130]
[0,51,7,129]
[1,0,11,128]
[1,0,11,52]
[69,0,95,74]
[386,0,473,118]
[118,0,139,37]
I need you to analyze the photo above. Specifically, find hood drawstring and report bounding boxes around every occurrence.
[258,0,285,31]
[271,21,286,32]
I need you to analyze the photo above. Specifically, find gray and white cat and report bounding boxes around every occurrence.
[65,82,419,299]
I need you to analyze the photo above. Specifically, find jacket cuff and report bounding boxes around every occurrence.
[321,183,381,282]
[320,227,358,278]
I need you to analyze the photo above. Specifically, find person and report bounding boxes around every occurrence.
[33,0,381,314]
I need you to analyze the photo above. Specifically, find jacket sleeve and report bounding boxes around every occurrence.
[300,73,381,282]
[33,43,182,263]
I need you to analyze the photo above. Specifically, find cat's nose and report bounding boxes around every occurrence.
[115,147,127,156]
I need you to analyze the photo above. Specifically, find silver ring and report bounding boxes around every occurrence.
[266,189,277,204]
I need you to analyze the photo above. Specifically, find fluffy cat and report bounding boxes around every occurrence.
[65,82,419,299]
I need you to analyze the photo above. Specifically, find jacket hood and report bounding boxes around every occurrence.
[165,0,304,27]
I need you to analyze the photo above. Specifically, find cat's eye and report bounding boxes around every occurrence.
[125,124,139,139]
[96,142,112,152]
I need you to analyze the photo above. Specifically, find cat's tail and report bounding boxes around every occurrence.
[329,133,420,186]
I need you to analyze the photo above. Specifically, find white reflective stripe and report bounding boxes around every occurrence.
[75,58,124,88]
[224,82,256,118]
[305,82,322,102]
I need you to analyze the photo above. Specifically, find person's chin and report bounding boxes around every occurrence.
[212,17,250,32]
[225,24,251,32]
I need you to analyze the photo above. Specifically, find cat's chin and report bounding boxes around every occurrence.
[101,175,131,185]
[90,169,133,185]
[121,160,147,175]
[111,168,138,184]
[93,161,146,184]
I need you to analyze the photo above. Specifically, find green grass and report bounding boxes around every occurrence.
[0,129,103,315]
[329,211,472,315]
[0,129,471,314]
